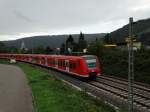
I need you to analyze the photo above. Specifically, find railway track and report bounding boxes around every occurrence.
[97,75,150,112]
[26,63,150,112]
[4,61,150,112]
[37,65,150,111]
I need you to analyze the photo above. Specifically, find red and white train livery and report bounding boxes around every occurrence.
[0,54,102,79]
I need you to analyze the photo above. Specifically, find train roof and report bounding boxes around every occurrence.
[0,53,96,59]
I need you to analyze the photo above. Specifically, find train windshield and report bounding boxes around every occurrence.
[83,56,97,68]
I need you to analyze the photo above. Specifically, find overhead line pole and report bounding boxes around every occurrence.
[128,17,134,112]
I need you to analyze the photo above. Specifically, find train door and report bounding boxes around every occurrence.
[65,60,69,72]
[55,58,58,68]
[45,57,48,66]
[29,56,32,62]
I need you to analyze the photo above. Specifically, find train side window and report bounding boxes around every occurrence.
[49,59,51,64]
[50,59,53,65]
[62,61,65,67]
[55,59,58,65]
[58,60,61,66]
[48,59,50,64]
[58,60,60,66]
[52,60,55,65]
[60,60,63,67]
[69,62,75,69]
[69,63,72,69]
[65,61,69,67]
[60,60,62,66]
[73,62,76,69]
[61,60,63,67]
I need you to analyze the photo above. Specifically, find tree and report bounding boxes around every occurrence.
[72,42,79,52]
[45,46,53,54]
[78,32,87,52]
[95,37,98,42]
[66,35,75,53]
[104,33,112,44]
[34,45,45,54]
[87,40,104,58]
[60,43,66,54]
[66,35,74,44]
[0,42,5,52]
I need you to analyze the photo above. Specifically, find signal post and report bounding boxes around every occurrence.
[127,17,134,112]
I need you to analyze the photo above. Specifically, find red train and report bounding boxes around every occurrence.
[0,54,101,79]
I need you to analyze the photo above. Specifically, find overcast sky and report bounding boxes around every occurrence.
[0,0,150,40]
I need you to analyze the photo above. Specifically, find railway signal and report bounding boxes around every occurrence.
[128,17,134,112]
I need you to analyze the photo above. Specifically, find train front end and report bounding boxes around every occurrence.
[82,55,101,79]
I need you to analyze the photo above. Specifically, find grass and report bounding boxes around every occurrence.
[0,59,10,64]
[18,63,117,112]
[0,59,127,112]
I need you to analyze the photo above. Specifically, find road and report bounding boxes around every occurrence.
[0,64,33,112]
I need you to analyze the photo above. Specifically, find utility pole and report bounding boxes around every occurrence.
[128,17,134,112]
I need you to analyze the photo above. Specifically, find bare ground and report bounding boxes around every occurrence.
[0,64,33,112]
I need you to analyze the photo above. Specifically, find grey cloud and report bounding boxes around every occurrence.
[13,10,33,23]
[0,0,149,40]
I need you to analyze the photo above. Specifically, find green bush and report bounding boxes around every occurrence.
[101,49,150,84]
[88,42,150,84]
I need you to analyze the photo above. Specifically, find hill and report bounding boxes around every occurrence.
[110,18,150,44]
[2,18,150,49]
[2,33,105,49]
